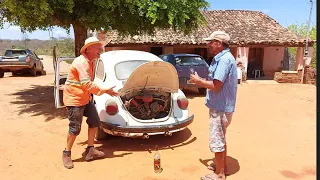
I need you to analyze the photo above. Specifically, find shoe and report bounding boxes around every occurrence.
[85,147,105,161]
[62,150,74,169]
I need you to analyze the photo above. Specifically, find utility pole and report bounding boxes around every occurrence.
[301,0,313,83]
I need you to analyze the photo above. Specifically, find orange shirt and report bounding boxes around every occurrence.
[63,55,104,106]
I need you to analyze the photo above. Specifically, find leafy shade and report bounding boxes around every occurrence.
[287,22,317,68]
[0,0,209,56]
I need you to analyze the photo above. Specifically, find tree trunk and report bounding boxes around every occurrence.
[73,24,87,57]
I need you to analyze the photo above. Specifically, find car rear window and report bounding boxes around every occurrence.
[175,56,207,66]
[4,50,27,57]
[115,60,149,80]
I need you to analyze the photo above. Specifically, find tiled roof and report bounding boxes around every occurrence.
[100,10,315,47]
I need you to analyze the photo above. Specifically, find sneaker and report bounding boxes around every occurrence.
[85,147,105,161]
[62,150,74,169]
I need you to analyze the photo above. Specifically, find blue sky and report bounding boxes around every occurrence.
[0,0,316,40]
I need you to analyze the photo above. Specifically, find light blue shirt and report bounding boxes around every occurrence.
[204,48,238,112]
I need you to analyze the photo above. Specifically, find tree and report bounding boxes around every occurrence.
[0,0,209,56]
[287,22,317,68]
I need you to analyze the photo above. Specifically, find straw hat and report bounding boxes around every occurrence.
[80,37,104,54]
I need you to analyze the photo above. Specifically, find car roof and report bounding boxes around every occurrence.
[161,53,202,57]
[100,50,162,65]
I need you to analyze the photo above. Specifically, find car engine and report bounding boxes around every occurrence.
[121,91,171,120]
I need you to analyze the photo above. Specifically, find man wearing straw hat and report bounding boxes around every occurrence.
[189,31,238,180]
[62,37,118,169]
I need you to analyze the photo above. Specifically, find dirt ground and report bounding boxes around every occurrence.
[0,56,316,180]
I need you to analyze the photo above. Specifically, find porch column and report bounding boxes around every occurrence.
[295,46,314,70]
[236,47,249,73]
[163,46,174,54]
[295,47,304,70]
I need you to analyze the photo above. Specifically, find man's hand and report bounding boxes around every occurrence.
[103,86,119,96]
[189,71,201,84]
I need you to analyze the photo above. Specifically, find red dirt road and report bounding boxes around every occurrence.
[0,56,316,180]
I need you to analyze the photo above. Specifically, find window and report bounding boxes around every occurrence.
[175,56,207,66]
[95,59,105,80]
[115,60,149,80]
[159,55,168,62]
[4,50,27,57]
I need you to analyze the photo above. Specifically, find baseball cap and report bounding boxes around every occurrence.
[203,31,231,44]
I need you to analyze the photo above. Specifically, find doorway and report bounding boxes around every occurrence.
[247,48,264,78]
[150,47,163,56]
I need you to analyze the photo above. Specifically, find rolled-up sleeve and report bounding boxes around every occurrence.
[213,59,231,83]
[74,63,104,95]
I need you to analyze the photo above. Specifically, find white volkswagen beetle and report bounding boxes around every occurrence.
[54,50,194,139]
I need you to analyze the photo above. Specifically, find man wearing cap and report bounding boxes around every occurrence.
[62,37,118,169]
[190,31,237,180]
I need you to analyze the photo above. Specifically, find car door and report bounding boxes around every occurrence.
[33,51,41,70]
[54,57,74,108]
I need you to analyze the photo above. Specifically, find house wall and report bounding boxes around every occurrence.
[262,47,285,76]
[173,47,195,54]
[163,47,174,54]
[295,46,314,70]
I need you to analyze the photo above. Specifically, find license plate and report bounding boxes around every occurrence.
[1,58,19,61]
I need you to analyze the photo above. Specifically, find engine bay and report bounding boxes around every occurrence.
[121,91,171,120]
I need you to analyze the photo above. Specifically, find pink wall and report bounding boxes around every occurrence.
[262,47,284,76]
[296,46,314,70]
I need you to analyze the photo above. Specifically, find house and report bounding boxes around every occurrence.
[97,10,315,80]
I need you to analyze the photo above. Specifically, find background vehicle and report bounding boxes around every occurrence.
[159,54,209,94]
[0,49,45,78]
[54,50,194,140]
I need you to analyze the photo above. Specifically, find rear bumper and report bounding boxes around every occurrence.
[0,62,31,71]
[100,114,194,134]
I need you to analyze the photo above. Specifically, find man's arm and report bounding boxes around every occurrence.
[74,63,106,95]
[194,78,223,92]
[191,59,231,92]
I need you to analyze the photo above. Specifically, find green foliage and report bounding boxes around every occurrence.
[36,38,75,57]
[0,0,209,37]
[287,22,317,68]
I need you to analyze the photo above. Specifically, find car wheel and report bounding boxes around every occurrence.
[12,71,19,76]
[95,126,108,140]
[30,65,37,76]
[0,70,4,78]
[198,88,207,95]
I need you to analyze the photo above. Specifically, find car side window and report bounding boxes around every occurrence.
[175,57,182,65]
[95,59,105,80]
[161,55,168,62]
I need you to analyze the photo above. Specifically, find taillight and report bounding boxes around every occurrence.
[105,100,118,115]
[26,55,30,62]
[177,96,189,110]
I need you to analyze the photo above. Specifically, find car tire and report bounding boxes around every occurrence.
[30,65,37,76]
[95,126,108,140]
[12,71,19,76]
[198,88,207,95]
[0,70,4,78]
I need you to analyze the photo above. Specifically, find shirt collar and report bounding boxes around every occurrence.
[213,48,230,62]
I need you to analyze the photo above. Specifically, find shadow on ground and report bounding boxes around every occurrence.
[73,128,196,162]
[182,88,206,99]
[199,156,240,176]
[279,167,316,179]
[9,84,67,121]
